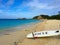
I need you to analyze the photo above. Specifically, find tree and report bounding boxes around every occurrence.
[40,15,50,19]
[33,16,39,19]
[32,11,60,20]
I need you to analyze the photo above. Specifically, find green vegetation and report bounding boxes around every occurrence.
[33,11,60,20]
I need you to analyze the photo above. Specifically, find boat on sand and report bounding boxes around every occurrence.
[26,30,60,38]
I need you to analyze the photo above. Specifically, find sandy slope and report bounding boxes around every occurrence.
[0,20,60,45]
[18,20,60,45]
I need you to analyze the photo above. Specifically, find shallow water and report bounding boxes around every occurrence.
[0,19,42,36]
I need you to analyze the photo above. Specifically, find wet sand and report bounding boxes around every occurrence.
[0,20,60,45]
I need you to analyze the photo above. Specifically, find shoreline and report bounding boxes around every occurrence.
[0,20,42,45]
[0,20,41,36]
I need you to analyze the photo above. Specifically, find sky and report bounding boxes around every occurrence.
[0,0,60,19]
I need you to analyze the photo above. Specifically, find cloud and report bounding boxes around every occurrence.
[0,10,7,15]
[20,0,59,10]
[5,0,14,6]
[0,10,2,14]
[15,0,60,17]
[5,0,14,7]
[0,0,14,9]
[0,0,5,8]
[0,10,18,19]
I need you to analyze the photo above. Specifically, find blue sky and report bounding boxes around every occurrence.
[0,0,60,19]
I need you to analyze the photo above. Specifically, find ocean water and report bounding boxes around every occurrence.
[0,19,41,30]
[0,19,42,35]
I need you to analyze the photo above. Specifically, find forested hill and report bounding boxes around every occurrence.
[33,11,60,20]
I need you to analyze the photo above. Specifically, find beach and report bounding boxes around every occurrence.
[0,20,60,45]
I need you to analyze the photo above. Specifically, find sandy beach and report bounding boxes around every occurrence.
[0,20,60,45]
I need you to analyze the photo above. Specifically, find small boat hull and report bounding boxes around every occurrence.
[26,30,60,38]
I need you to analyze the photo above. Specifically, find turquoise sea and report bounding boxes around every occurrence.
[0,19,42,35]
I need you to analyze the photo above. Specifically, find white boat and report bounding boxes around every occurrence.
[26,30,60,38]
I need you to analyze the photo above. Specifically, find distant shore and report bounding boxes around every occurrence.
[0,20,60,45]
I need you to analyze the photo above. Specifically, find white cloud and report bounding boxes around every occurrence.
[5,0,14,8]
[0,0,14,9]
[20,0,59,10]
[0,10,4,14]
[6,0,14,6]
[27,0,57,9]
[0,10,2,13]
[11,0,60,12]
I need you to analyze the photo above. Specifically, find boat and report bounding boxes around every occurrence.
[26,30,60,38]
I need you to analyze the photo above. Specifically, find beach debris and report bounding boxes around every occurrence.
[4,33,10,35]
[14,42,18,45]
